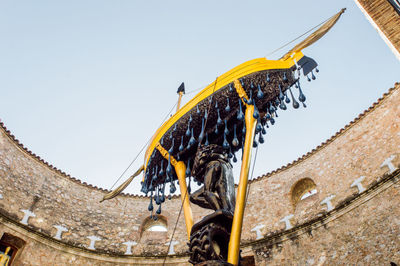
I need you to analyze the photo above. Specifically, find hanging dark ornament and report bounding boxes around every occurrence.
[225,98,231,112]
[232,124,239,147]
[224,119,229,135]
[257,84,264,99]
[237,99,244,121]
[288,87,299,109]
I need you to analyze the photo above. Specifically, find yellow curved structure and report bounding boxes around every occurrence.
[144,51,305,169]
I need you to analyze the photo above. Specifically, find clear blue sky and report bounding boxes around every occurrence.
[1,0,399,194]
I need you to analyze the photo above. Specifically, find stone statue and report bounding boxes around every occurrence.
[0,247,11,266]
[190,144,236,213]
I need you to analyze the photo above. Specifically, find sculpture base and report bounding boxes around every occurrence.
[188,210,234,265]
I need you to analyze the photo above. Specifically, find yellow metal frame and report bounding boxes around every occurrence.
[144,52,304,167]
[227,82,257,265]
[142,52,305,251]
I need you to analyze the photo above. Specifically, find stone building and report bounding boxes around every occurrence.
[0,1,399,265]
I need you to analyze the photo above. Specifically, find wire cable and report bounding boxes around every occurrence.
[162,189,188,266]
[109,100,178,190]
[265,12,337,58]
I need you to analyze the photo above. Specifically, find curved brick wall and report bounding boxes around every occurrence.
[0,83,399,265]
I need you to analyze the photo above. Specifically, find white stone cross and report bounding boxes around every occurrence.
[280,214,294,230]
[122,241,137,255]
[251,224,265,240]
[20,209,35,225]
[380,155,397,174]
[320,195,336,211]
[351,176,366,193]
[87,236,101,250]
[53,225,68,240]
[165,240,179,255]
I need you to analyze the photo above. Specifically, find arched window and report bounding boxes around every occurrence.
[290,178,317,208]
[142,216,168,233]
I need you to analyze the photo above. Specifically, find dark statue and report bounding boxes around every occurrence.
[188,144,237,265]
[190,144,236,213]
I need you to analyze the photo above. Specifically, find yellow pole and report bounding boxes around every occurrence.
[227,104,257,265]
[174,161,194,240]
[176,91,184,112]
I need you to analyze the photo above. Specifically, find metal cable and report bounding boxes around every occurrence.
[109,100,178,190]
[162,189,188,266]
[265,12,337,58]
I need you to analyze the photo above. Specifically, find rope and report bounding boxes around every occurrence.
[162,78,218,265]
[265,12,338,58]
[109,100,178,190]
[162,189,188,266]
[245,144,259,204]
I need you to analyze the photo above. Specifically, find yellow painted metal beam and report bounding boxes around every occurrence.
[174,161,194,240]
[227,95,257,265]
[144,55,300,168]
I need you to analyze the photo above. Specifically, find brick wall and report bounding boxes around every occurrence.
[0,83,399,264]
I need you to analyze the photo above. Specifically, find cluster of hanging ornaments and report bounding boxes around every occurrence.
[142,63,319,220]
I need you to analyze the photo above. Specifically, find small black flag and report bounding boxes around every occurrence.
[177,82,185,94]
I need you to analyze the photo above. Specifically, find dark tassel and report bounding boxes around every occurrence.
[224,119,229,135]
[225,98,231,112]
[223,132,229,150]
[179,137,184,152]
[170,181,176,194]
[266,73,270,83]
[196,105,200,115]
[198,118,205,144]
[255,121,262,133]
[283,72,288,82]
[159,161,164,176]
[257,84,264,99]
[186,160,191,177]
[259,132,264,144]
[233,152,237,163]
[279,85,285,101]
[237,99,244,120]
[217,109,223,125]
[205,133,209,146]
[148,193,154,211]
[229,84,234,92]
[232,124,239,147]
[253,102,260,119]
[156,204,162,215]
[186,121,191,137]
[311,70,316,80]
[168,139,174,154]
[279,101,287,110]
[189,128,196,146]
[189,114,193,123]
[253,140,258,148]
[289,87,299,109]
[285,90,290,103]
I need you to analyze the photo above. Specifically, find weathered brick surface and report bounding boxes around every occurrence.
[0,83,399,265]
[356,0,400,52]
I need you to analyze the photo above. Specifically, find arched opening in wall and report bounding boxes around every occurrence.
[141,216,168,235]
[140,216,169,244]
[0,233,26,265]
[291,178,317,208]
